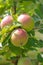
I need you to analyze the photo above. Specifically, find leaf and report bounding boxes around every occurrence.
[35,21,40,27]
[29,30,35,36]
[37,40,43,48]
[24,38,38,51]
[32,14,40,22]
[38,29,43,34]
[35,9,43,19]
[2,32,10,46]
[8,39,25,55]
[37,53,43,62]
[9,22,21,31]
[40,24,43,28]
[38,4,43,14]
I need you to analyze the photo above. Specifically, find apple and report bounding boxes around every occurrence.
[26,50,38,59]
[17,57,38,65]
[1,15,13,28]
[11,28,28,47]
[17,57,32,65]
[17,14,34,31]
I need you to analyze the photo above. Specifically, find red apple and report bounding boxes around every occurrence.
[17,14,34,31]
[11,28,28,47]
[1,15,13,28]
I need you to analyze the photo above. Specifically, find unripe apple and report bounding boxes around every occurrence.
[11,28,28,47]
[17,14,34,31]
[27,50,38,59]
[17,57,32,65]
[1,15,13,28]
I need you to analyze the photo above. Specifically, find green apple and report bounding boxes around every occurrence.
[26,50,38,59]
[17,57,38,65]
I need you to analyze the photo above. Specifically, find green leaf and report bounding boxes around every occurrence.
[37,40,43,48]
[40,24,43,28]
[37,53,43,62]
[38,29,43,34]
[35,21,40,27]
[8,39,24,55]
[35,9,43,19]
[24,38,38,50]
[2,32,10,46]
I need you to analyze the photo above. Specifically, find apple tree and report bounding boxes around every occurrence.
[0,0,43,65]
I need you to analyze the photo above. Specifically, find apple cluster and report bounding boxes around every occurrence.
[0,14,34,47]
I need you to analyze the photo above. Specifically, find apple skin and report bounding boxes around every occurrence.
[11,28,28,47]
[17,14,34,31]
[17,57,32,65]
[1,15,13,28]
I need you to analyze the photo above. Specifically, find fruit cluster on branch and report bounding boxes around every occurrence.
[0,14,34,47]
